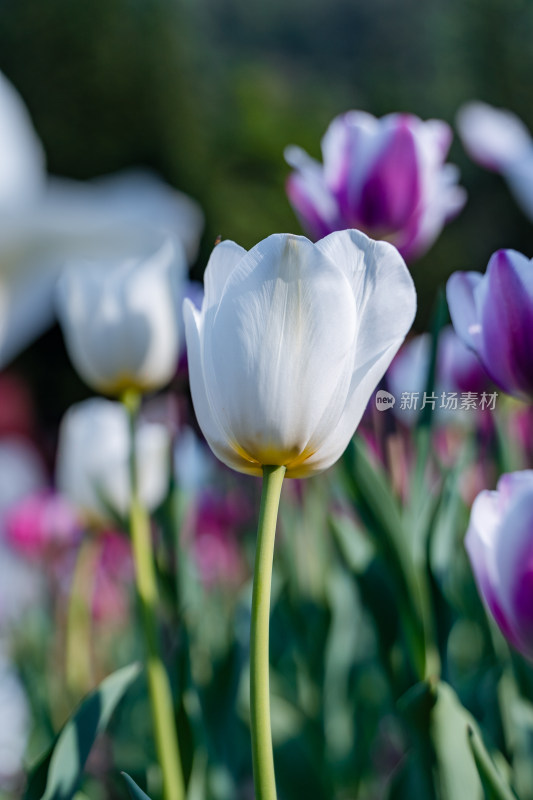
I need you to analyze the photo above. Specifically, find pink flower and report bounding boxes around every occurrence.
[5,491,81,559]
[189,491,250,589]
[285,111,465,261]
[91,531,134,624]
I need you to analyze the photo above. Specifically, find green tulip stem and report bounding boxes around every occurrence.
[122,389,185,800]
[250,464,286,800]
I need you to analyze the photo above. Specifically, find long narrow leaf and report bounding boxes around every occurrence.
[25,662,141,800]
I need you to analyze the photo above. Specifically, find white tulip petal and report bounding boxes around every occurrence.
[203,240,247,312]
[186,229,416,478]
[204,234,358,470]
[300,230,416,474]
[57,239,182,394]
[56,398,170,520]
[183,299,261,475]
[136,423,171,511]
[0,71,45,211]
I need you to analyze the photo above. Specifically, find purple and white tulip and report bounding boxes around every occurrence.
[457,102,533,222]
[447,249,533,402]
[285,111,466,261]
[466,471,533,659]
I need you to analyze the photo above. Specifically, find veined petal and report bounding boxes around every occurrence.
[183,299,261,475]
[299,230,416,475]
[204,234,358,468]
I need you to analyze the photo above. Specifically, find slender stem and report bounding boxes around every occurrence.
[123,390,185,800]
[250,465,286,800]
[65,535,98,698]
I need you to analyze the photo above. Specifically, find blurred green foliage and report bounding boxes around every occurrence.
[2,0,533,312]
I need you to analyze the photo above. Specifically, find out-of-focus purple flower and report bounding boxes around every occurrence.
[447,249,533,402]
[5,491,81,559]
[386,326,492,425]
[188,490,250,589]
[466,471,533,658]
[438,326,491,396]
[285,111,466,261]
[457,102,533,222]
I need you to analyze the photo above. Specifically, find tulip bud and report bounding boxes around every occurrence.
[56,398,170,521]
[184,229,416,478]
[57,238,184,395]
[447,249,533,402]
[285,111,466,261]
[466,471,533,659]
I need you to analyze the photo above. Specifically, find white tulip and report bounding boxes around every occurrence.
[184,230,416,478]
[57,237,183,395]
[56,398,170,520]
[0,71,204,369]
[0,71,45,211]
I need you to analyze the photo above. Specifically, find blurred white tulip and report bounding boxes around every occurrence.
[57,237,183,395]
[56,398,170,520]
[0,71,204,369]
[0,71,45,210]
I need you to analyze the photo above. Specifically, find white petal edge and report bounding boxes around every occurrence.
[183,297,261,475]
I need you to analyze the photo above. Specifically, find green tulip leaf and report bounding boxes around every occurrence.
[122,772,153,800]
[25,662,141,800]
[468,726,519,800]
[430,682,482,800]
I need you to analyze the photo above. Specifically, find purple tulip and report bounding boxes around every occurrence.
[285,111,466,261]
[447,249,533,402]
[466,471,533,659]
